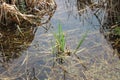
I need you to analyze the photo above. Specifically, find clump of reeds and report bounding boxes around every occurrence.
[51,23,66,64]
[49,24,88,80]
[51,23,87,67]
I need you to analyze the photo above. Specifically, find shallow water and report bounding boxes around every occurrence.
[0,0,120,80]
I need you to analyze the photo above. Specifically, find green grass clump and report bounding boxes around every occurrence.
[51,23,88,65]
[51,23,66,64]
[53,23,65,53]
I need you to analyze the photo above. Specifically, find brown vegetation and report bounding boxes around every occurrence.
[0,0,57,26]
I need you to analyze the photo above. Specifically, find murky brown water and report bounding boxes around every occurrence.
[0,0,120,80]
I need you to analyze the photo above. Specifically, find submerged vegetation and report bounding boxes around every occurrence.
[49,24,88,80]
[0,25,36,69]
[0,0,120,80]
[52,24,87,69]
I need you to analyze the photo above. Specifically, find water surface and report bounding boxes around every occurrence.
[0,0,120,80]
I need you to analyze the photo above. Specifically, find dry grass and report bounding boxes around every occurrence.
[0,0,57,26]
[0,30,120,80]
[0,0,120,80]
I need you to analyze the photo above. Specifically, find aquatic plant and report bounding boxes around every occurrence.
[53,23,65,53]
[51,23,66,63]
[51,24,87,65]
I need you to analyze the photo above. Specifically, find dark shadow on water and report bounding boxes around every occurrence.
[0,0,57,70]
[0,25,37,69]
[101,0,120,59]
[0,1,57,79]
[60,0,105,30]
[64,0,120,59]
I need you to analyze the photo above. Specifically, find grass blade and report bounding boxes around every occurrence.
[73,31,88,54]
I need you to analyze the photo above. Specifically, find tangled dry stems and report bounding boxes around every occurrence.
[0,0,56,26]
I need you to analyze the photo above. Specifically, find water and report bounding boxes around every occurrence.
[0,0,120,79]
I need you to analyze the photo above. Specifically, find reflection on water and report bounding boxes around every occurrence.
[76,0,92,15]
[47,0,120,79]
[0,0,120,79]
[101,0,120,58]
[66,0,120,58]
